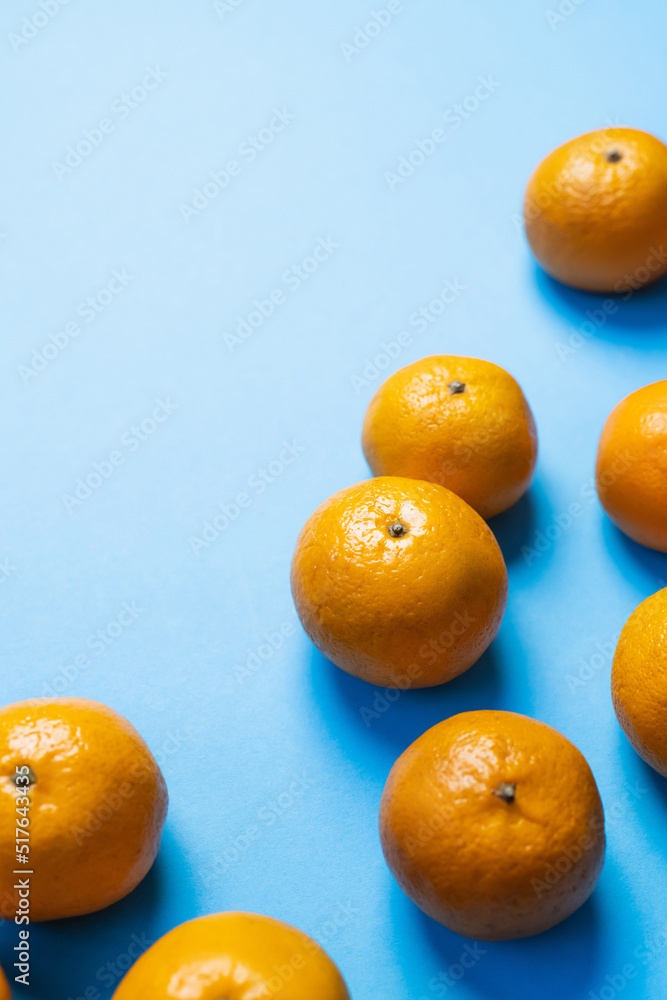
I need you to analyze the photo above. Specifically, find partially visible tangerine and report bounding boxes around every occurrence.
[525,128,667,292]
[612,588,667,776]
[0,697,168,921]
[596,380,667,552]
[112,911,351,999]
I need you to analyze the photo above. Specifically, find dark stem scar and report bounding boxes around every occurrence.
[387,521,408,538]
[492,782,516,804]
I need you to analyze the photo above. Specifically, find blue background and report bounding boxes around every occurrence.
[1,0,667,997]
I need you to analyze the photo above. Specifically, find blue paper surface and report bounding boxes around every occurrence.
[1,1,667,997]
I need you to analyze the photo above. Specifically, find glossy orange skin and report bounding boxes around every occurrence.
[0,698,168,922]
[112,912,351,1000]
[525,128,667,292]
[291,477,508,688]
[380,710,605,940]
[0,966,9,1000]
[612,588,667,776]
[595,380,667,552]
[362,356,538,518]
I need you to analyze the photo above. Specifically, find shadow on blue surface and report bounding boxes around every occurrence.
[615,716,667,810]
[534,265,667,339]
[310,638,504,764]
[14,828,190,1000]
[488,490,538,568]
[409,889,607,1000]
[601,518,667,593]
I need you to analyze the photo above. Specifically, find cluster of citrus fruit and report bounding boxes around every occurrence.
[1,126,666,997]
[291,126,667,951]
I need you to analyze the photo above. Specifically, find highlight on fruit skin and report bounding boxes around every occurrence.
[0,697,168,922]
[524,127,667,292]
[362,355,537,519]
[112,911,351,999]
[612,588,667,777]
[291,477,508,689]
[379,710,605,940]
[595,380,667,553]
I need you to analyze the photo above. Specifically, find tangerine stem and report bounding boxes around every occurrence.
[493,782,516,804]
[388,521,407,538]
[9,767,36,788]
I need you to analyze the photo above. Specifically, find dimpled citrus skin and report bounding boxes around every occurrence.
[291,477,508,689]
[362,356,537,519]
[524,128,667,292]
[112,912,351,1000]
[612,589,667,776]
[379,710,605,940]
[595,380,667,552]
[0,966,9,1000]
[0,698,168,922]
